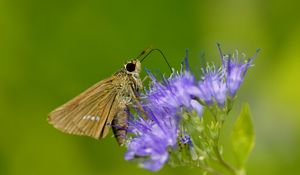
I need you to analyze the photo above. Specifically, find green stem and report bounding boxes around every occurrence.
[213,145,237,175]
[213,121,238,175]
[206,102,245,175]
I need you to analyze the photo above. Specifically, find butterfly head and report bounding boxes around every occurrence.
[124,59,141,74]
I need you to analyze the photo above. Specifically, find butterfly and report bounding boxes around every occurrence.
[48,48,172,146]
[48,58,143,146]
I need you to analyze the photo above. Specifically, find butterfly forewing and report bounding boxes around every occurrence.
[48,76,122,139]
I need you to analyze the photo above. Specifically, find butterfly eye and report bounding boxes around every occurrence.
[126,63,136,72]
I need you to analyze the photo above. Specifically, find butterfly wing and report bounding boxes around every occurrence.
[48,76,122,139]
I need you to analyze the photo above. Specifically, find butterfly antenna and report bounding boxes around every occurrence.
[136,47,153,60]
[138,48,173,72]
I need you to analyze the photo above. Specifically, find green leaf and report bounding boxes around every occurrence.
[231,103,255,168]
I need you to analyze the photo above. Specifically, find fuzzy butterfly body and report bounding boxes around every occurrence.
[48,59,142,146]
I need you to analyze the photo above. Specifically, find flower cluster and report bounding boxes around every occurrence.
[124,45,259,172]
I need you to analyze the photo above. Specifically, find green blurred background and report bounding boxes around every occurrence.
[1,0,300,174]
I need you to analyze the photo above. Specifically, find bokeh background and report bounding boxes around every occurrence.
[1,0,300,175]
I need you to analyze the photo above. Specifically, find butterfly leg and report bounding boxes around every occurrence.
[142,75,149,83]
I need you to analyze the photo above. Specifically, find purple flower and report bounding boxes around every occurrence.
[217,44,260,97]
[147,71,203,115]
[125,55,203,171]
[124,46,258,171]
[179,134,198,161]
[145,52,203,116]
[198,66,227,107]
[125,105,178,171]
[196,45,259,106]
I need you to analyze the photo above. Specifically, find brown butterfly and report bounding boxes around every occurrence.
[48,59,145,146]
[48,48,172,146]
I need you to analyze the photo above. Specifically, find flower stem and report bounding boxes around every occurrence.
[213,145,237,175]
[213,121,238,175]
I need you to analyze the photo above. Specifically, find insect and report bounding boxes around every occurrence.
[48,48,172,146]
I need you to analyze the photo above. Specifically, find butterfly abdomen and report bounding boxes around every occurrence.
[112,108,129,146]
